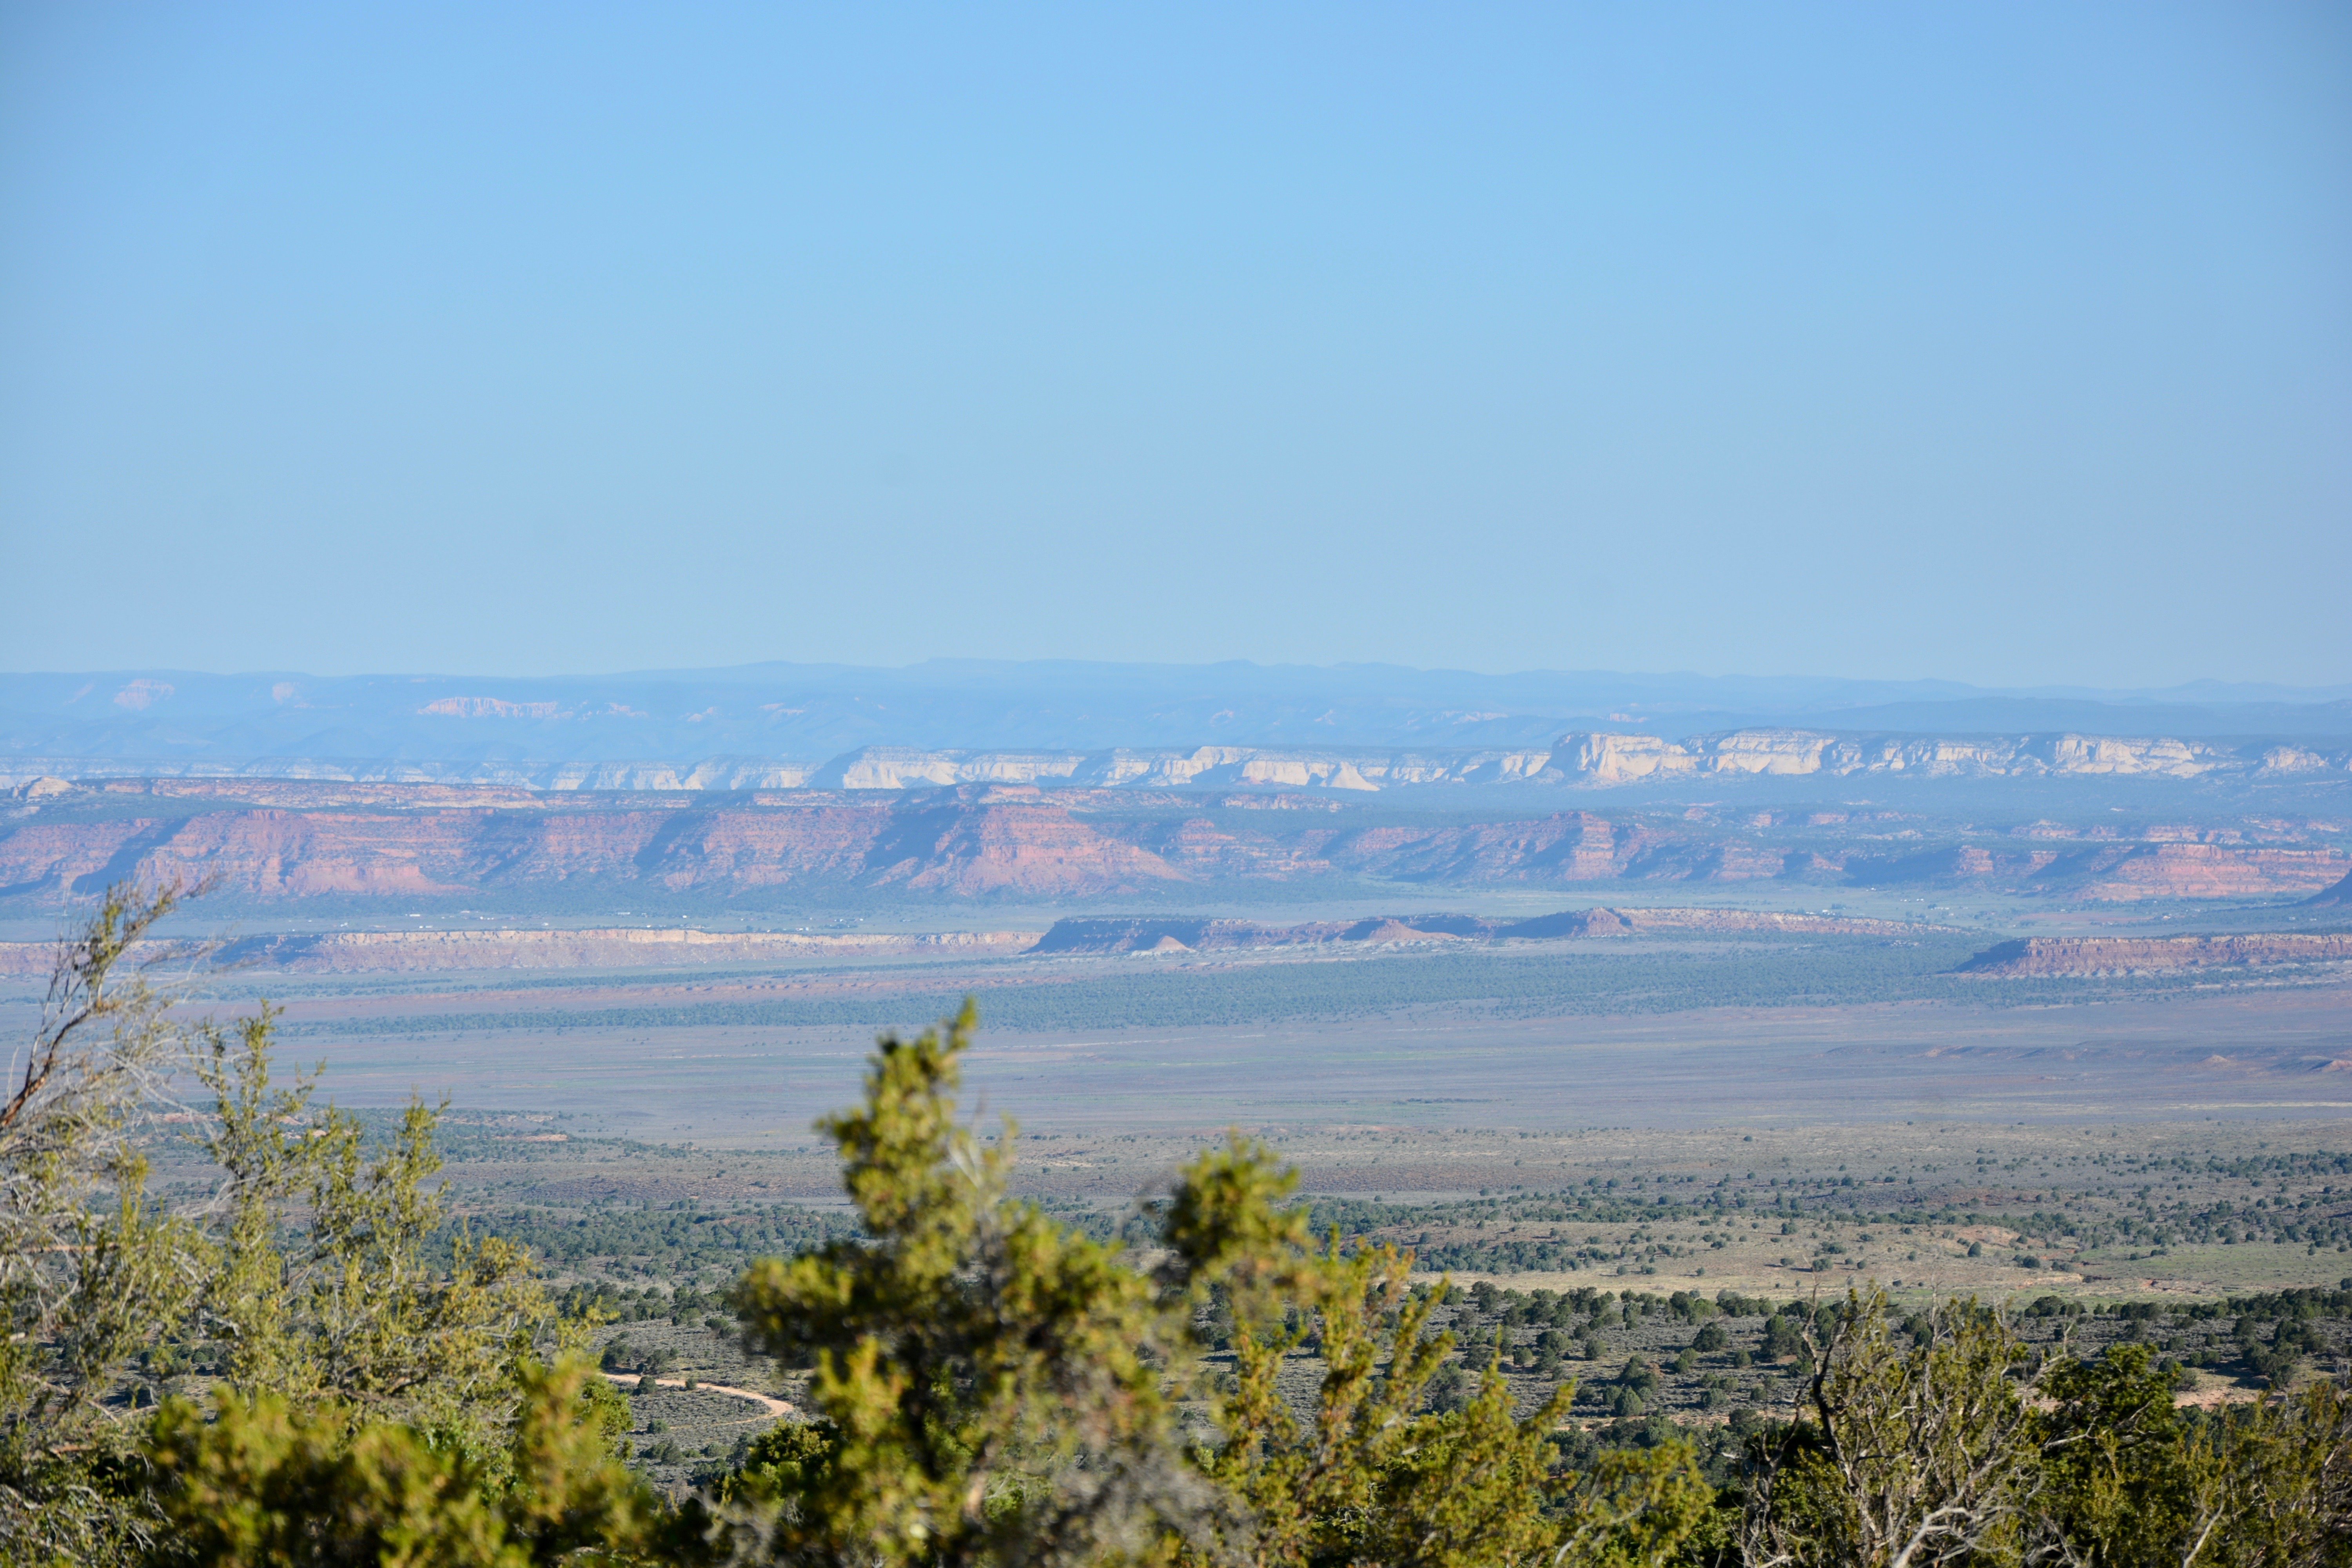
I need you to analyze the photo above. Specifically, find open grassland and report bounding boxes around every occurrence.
[2,922,2327,1143]
[15,913,2341,1484]
[4,912,2333,1476]
[185,931,2350,1037]
[127,973,2350,1146]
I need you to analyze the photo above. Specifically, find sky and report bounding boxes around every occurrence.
[2,3,2347,688]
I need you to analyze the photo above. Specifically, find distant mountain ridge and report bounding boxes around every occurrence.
[4,662,2348,776]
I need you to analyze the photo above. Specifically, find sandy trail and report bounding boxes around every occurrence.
[599,1371,793,1418]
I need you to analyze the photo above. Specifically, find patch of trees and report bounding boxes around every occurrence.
[1,885,652,1563]
[599,1334,678,1376]
[459,1203,865,1274]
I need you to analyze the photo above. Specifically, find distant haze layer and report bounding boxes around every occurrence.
[3,663,2348,782]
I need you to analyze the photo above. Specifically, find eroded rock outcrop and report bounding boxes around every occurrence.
[0,788,1189,903]
[1550,729,2352,783]
[860,787,1187,897]
[2,786,2341,905]
[10,727,2348,795]
[1331,811,1642,883]
[1028,905,1954,954]
[2308,869,2352,908]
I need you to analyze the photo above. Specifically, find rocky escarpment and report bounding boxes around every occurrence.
[1029,906,1957,954]
[4,745,1561,795]
[1553,730,2352,784]
[1317,815,2348,900]
[1823,842,2352,902]
[2,785,2343,906]
[1334,811,1639,882]
[0,787,1193,903]
[1506,907,1948,937]
[2309,869,2352,908]
[10,727,2347,797]
[1958,935,2352,977]
[1025,913,1505,954]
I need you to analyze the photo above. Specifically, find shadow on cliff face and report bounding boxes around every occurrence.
[856,786,1191,899]
[1,782,2345,912]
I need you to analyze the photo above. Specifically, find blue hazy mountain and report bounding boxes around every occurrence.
[3,661,2347,769]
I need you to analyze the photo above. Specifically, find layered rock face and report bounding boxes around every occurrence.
[12,729,2344,796]
[1553,730,2352,784]
[1029,906,1954,954]
[2,783,2343,905]
[2063,844,2348,901]
[1335,811,1638,883]
[0,788,1195,903]
[793,746,1557,792]
[855,787,1183,896]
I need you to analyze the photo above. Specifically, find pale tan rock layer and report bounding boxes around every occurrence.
[7,727,2347,796]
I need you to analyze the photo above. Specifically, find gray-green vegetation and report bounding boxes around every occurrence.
[11,885,2352,1565]
[1,885,646,1563]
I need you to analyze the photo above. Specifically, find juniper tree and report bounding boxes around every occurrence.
[194,1021,563,1459]
[1740,1289,2352,1568]
[730,1004,1718,1568]
[0,883,210,1561]
[0,886,654,1565]
[730,1001,1213,1566]
[145,1359,674,1568]
[1742,1291,2044,1568]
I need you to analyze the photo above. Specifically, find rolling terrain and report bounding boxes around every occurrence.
[8,661,2348,1412]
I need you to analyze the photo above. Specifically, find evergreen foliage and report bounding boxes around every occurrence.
[0,884,211,1560]
[0,887,664,1566]
[4,886,2352,1564]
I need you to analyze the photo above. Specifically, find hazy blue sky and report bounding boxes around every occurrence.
[3,3,2347,686]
